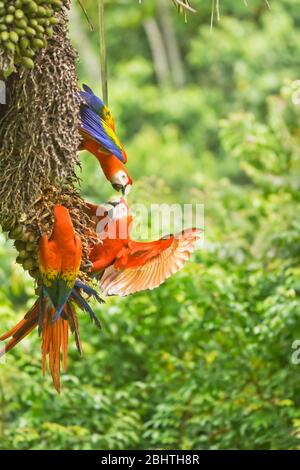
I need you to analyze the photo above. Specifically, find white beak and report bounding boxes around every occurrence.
[124,184,132,196]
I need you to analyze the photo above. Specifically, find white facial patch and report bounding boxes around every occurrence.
[112,170,129,186]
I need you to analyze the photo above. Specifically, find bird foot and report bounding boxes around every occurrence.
[83,261,93,272]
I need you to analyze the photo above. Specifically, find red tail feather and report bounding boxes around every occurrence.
[0,301,39,356]
[41,308,69,393]
[0,298,82,393]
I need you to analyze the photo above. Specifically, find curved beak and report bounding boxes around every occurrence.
[123,184,132,196]
[112,183,132,196]
[112,183,123,193]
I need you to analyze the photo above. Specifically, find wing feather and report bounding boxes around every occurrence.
[80,106,125,162]
[38,235,60,286]
[100,229,201,296]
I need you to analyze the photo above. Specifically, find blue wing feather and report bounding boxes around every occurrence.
[80,106,124,162]
[82,84,94,95]
[81,84,105,115]
[75,279,104,304]
[81,92,104,116]
[72,289,101,328]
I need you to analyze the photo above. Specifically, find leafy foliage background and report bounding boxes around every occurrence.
[1,0,300,450]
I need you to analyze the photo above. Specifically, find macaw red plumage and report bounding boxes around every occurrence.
[89,199,201,297]
[0,205,101,392]
[79,84,132,196]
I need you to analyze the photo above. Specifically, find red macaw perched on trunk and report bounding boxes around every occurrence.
[79,84,132,196]
[89,199,201,297]
[0,205,101,392]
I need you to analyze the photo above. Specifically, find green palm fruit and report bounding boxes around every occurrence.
[1,0,63,75]
[35,25,45,34]
[20,37,30,49]
[4,41,15,54]
[28,233,37,243]
[29,18,38,27]
[5,14,15,25]
[26,2,38,14]
[9,31,19,44]
[26,27,36,37]
[45,27,53,37]
[37,6,47,16]
[15,28,26,36]
[25,243,35,252]
[44,7,53,17]
[14,240,26,251]
[31,38,44,48]
[23,258,36,271]
[15,18,28,28]
[23,48,35,58]
[0,31,9,41]
[18,249,28,259]
[51,0,62,11]
[14,9,24,19]
[49,17,58,25]
[21,56,34,69]
[9,225,23,239]
[25,242,36,252]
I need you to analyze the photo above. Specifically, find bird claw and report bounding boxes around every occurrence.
[83,261,93,272]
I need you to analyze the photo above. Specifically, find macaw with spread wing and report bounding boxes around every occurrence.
[89,199,201,297]
[0,205,101,392]
[79,84,132,196]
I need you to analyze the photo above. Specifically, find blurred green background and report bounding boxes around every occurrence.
[1,0,300,450]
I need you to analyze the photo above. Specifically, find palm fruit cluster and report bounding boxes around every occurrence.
[2,186,97,282]
[9,216,39,279]
[0,0,62,77]
[0,1,97,283]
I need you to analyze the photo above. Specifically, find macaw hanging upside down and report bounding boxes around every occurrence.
[79,84,133,196]
[89,199,201,297]
[0,205,101,392]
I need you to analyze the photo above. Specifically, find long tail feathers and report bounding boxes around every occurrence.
[0,301,39,356]
[0,282,103,392]
[41,307,69,393]
[66,301,83,356]
[0,298,78,393]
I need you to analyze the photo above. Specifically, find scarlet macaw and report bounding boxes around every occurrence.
[89,199,201,296]
[0,205,101,392]
[79,84,132,196]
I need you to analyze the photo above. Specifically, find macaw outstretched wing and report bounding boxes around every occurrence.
[100,229,201,296]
